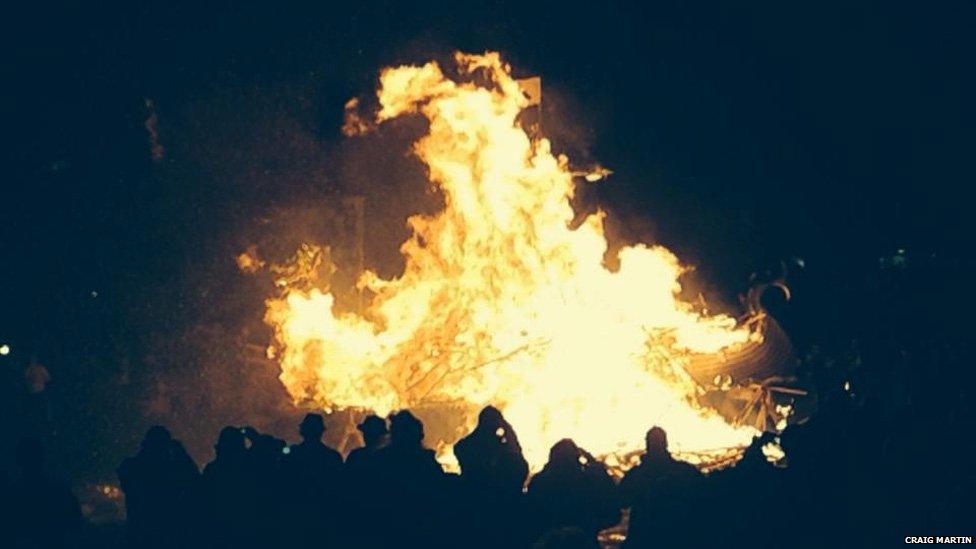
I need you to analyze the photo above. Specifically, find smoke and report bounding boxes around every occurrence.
[143,98,165,162]
[131,65,454,462]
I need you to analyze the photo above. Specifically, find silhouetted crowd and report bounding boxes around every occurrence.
[4,379,973,548]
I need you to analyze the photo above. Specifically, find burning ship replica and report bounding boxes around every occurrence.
[244,52,807,472]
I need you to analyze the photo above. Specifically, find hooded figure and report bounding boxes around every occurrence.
[528,439,620,547]
[454,405,529,495]
[454,406,534,548]
[202,426,260,547]
[118,426,199,548]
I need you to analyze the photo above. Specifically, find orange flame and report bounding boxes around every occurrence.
[264,52,758,470]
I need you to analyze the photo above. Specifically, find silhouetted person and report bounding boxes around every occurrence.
[285,413,343,485]
[282,414,344,546]
[618,427,704,548]
[778,422,848,547]
[9,437,82,548]
[374,410,448,547]
[528,439,619,548]
[707,433,798,547]
[454,406,533,548]
[202,427,257,548]
[345,414,388,477]
[345,415,389,544]
[455,405,529,495]
[118,426,200,548]
[377,410,444,488]
[241,426,287,546]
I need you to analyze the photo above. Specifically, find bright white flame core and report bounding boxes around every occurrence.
[265,52,758,469]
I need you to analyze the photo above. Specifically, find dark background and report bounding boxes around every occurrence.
[1,1,973,481]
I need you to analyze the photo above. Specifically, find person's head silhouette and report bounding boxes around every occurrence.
[358,415,387,446]
[141,425,172,454]
[478,405,504,428]
[389,410,424,446]
[299,413,326,443]
[548,438,581,469]
[645,426,669,458]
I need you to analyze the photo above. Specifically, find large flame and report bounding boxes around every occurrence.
[264,52,758,469]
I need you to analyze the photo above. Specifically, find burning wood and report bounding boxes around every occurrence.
[258,52,764,471]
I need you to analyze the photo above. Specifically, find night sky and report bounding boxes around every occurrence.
[2,1,974,477]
